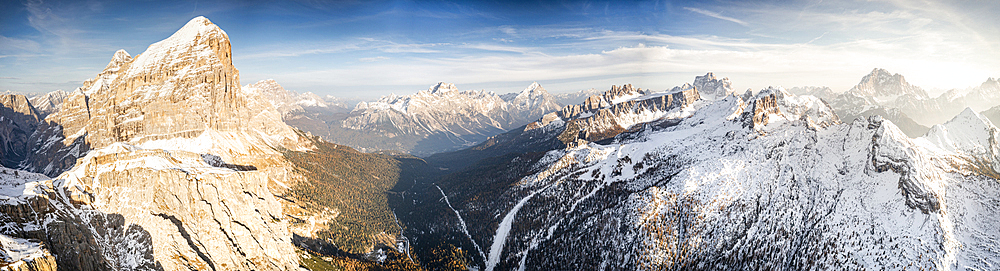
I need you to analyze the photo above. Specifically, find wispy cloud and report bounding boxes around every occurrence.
[0,35,42,53]
[25,0,85,45]
[358,56,389,62]
[238,38,448,60]
[683,7,748,26]
[806,32,828,44]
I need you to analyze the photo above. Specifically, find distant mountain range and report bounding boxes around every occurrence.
[791,68,1000,137]
[279,81,562,156]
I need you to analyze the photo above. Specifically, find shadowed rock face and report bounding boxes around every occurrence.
[0,94,40,169]
[558,84,647,119]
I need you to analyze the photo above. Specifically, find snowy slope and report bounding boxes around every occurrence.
[419,79,1000,270]
[0,166,56,269]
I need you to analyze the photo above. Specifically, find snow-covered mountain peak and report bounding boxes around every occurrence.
[103,49,132,73]
[341,82,562,154]
[849,68,929,99]
[173,16,225,43]
[246,79,284,95]
[508,82,551,101]
[125,16,230,78]
[980,77,999,90]
[429,82,458,94]
[921,107,998,156]
[243,79,342,117]
[525,81,541,92]
[692,72,734,100]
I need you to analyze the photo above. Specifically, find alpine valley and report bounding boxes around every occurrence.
[2,16,999,271]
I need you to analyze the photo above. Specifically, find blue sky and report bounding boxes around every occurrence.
[2,0,998,98]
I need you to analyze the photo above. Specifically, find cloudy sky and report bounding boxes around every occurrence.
[1,0,998,98]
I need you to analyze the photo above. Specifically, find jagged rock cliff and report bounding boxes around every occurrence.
[55,144,297,270]
[555,84,701,144]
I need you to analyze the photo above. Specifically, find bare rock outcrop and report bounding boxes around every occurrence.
[52,145,297,270]
[556,85,700,144]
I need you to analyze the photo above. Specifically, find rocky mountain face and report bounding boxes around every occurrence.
[314,82,562,156]
[0,16,319,270]
[829,68,936,136]
[399,74,1000,269]
[20,16,297,177]
[689,72,734,100]
[0,95,40,170]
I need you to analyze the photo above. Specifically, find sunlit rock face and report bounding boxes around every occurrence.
[24,16,300,176]
[52,145,298,270]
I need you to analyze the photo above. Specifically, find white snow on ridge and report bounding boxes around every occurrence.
[920,108,997,154]
[126,16,227,78]
[0,234,46,264]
